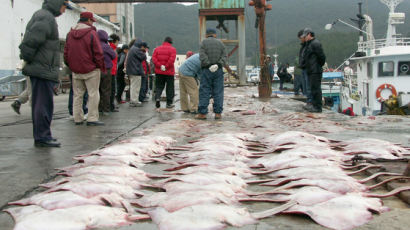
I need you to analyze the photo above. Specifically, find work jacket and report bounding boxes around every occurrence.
[126,40,147,77]
[179,54,201,78]
[19,0,66,82]
[97,30,116,70]
[152,42,176,76]
[64,23,105,74]
[302,38,326,75]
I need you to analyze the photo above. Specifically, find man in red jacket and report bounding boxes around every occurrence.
[152,37,177,108]
[64,12,105,126]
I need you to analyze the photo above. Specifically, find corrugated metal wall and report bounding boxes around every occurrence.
[199,0,245,9]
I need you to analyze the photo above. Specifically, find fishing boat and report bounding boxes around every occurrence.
[339,0,410,115]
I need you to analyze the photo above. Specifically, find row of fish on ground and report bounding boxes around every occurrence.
[4,128,410,230]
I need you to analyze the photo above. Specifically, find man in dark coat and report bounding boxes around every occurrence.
[19,0,71,147]
[125,39,147,107]
[300,28,326,113]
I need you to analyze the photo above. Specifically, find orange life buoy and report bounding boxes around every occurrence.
[376,83,397,102]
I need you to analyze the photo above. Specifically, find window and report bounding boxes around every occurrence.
[378,61,394,77]
[100,15,110,22]
[122,16,126,34]
[398,61,410,76]
[129,23,133,38]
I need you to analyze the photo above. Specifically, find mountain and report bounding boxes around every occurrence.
[133,0,410,67]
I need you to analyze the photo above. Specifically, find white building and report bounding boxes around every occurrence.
[0,0,121,78]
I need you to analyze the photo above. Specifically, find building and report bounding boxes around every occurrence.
[0,0,119,79]
[78,3,134,45]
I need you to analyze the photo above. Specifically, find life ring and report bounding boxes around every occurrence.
[376,83,397,102]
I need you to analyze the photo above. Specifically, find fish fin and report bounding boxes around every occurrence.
[252,200,298,219]
[127,214,151,221]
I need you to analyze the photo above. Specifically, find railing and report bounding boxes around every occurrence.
[358,37,410,51]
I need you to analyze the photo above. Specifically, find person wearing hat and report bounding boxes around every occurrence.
[152,36,177,108]
[64,11,106,126]
[97,29,117,115]
[116,44,129,103]
[125,38,147,107]
[196,28,228,120]
[300,28,326,113]
[19,0,71,147]
[140,42,151,102]
[297,29,310,103]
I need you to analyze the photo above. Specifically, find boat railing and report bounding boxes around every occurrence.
[358,37,410,51]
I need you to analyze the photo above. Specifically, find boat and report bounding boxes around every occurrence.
[339,0,410,115]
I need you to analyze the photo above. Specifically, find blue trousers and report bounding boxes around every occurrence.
[303,69,312,103]
[198,68,224,114]
[30,77,54,142]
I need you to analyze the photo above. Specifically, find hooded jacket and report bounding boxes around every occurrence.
[97,30,116,70]
[152,42,176,76]
[64,22,105,74]
[19,0,66,82]
[125,39,146,76]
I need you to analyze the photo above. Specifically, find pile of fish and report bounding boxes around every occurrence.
[246,131,410,229]
[4,128,410,230]
[5,136,175,230]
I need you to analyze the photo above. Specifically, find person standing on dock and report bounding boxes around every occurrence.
[196,28,227,120]
[179,51,200,114]
[152,37,177,109]
[300,28,326,113]
[64,12,106,126]
[19,0,72,147]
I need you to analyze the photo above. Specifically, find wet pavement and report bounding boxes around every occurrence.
[0,83,409,230]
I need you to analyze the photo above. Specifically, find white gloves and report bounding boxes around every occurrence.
[209,64,218,73]
[160,65,166,71]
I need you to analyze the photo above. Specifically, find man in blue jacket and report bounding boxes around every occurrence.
[126,39,147,107]
[178,52,201,114]
[19,0,71,147]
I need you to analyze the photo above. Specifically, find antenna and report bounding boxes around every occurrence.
[380,0,405,45]
[380,0,403,13]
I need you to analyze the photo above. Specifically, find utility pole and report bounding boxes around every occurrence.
[249,0,272,98]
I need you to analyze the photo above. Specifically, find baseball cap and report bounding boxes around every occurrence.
[80,12,96,22]
[301,28,313,38]
[64,1,72,10]
[206,28,217,35]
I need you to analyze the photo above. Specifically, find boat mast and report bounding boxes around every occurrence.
[380,0,405,45]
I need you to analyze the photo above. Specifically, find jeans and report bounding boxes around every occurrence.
[198,68,224,114]
[293,74,303,95]
[303,69,312,103]
[139,75,148,102]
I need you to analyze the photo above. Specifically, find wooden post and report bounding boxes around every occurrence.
[250,0,272,98]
